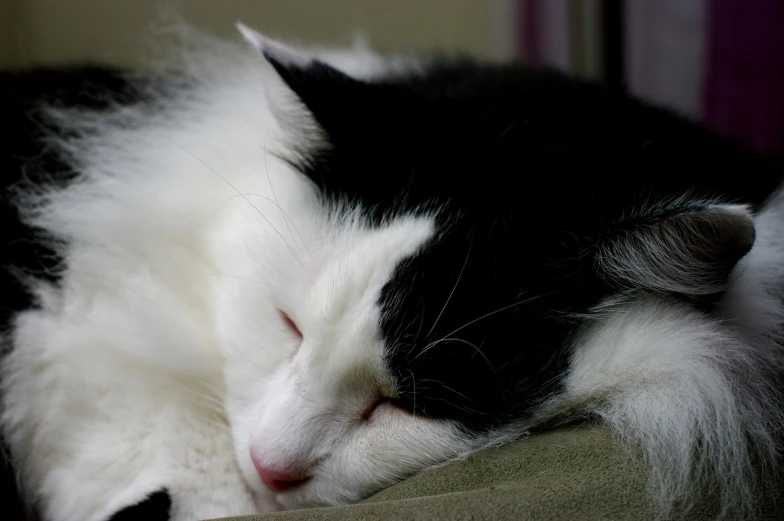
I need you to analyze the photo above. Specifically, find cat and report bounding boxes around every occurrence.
[2,22,784,521]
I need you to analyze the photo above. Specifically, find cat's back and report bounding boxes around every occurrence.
[0,66,141,521]
[0,65,259,521]
[0,66,143,323]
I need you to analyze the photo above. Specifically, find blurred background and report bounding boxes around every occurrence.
[1,0,782,156]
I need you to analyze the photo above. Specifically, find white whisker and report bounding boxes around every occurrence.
[263,133,312,263]
[156,131,305,269]
[424,237,473,339]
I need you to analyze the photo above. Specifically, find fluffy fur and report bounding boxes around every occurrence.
[2,23,783,521]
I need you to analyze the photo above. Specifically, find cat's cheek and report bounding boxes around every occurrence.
[331,416,475,502]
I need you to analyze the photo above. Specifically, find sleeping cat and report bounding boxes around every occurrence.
[2,23,784,521]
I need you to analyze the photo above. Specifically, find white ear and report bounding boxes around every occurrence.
[235,22,372,145]
[236,22,312,68]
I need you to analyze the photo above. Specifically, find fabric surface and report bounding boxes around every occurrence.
[209,423,782,521]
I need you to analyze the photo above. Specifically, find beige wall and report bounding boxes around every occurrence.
[1,0,517,70]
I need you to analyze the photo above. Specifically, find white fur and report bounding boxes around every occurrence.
[3,25,444,521]
[598,200,755,295]
[557,297,780,518]
[539,192,784,519]
[2,23,782,521]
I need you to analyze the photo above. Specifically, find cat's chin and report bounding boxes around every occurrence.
[260,493,327,513]
[253,492,287,513]
[263,486,337,513]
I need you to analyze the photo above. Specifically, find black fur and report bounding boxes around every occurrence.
[267,55,783,431]
[0,66,150,521]
[2,55,782,518]
[0,66,143,326]
[108,490,172,521]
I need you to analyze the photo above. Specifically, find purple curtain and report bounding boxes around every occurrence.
[703,0,784,156]
[517,1,784,155]
[624,0,707,120]
[523,0,571,73]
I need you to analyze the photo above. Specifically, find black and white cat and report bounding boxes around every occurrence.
[2,23,784,521]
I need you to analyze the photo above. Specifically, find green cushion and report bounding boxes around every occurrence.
[212,423,780,521]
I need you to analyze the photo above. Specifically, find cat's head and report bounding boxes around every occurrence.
[219,25,773,511]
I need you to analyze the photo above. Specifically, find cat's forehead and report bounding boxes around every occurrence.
[305,214,435,315]
[299,214,435,380]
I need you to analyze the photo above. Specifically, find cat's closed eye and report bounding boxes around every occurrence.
[279,310,303,344]
[362,396,415,421]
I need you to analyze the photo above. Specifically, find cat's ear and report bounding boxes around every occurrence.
[237,23,369,141]
[599,203,755,296]
[237,23,314,69]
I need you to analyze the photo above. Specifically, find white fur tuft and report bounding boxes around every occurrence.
[555,297,783,518]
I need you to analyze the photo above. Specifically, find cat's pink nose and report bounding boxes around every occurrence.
[251,452,310,493]
[257,466,307,493]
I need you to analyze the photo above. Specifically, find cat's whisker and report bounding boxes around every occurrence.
[421,290,559,357]
[416,378,476,404]
[422,395,491,418]
[236,192,312,260]
[400,314,422,340]
[419,337,500,391]
[211,191,309,270]
[201,272,266,285]
[414,301,427,341]
[263,133,312,264]
[407,369,417,418]
[423,237,473,340]
[155,131,306,269]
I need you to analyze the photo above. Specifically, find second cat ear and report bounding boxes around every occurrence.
[598,203,755,296]
[237,23,368,142]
